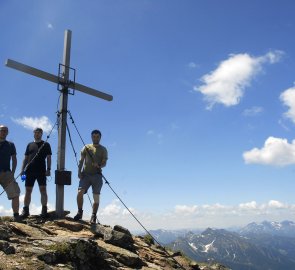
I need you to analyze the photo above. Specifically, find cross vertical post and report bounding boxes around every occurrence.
[56,30,72,217]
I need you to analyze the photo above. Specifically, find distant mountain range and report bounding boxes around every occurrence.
[148,228,202,244]
[164,220,295,270]
[239,220,295,237]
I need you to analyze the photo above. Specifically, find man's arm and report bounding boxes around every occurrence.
[100,148,108,168]
[100,158,107,168]
[21,155,29,173]
[78,153,85,179]
[46,155,52,176]
[11,154,17,175]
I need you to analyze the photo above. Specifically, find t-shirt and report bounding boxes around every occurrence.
[25,141,52,174]
[0,141,16,172]
[81,144,108,174]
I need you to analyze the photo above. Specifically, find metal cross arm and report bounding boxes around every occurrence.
[5,59,113,101]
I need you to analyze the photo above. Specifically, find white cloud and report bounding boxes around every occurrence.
[243,136,295,166]
[47,23,53,29]
[12,116,53,133]
[195,51,284,109]
[267,200,286,209]
[0,195,53,216]
[202,203,227,211]
[243,106,264,117]
[280,86,295,124]
[0,205,13,215]
[147,129,163,144]
[2,198,290,231]
[95,200,295,231]
[278,119,290,131]
[188,62,199,69]
[265,51,284,64]
[147,130,154,135]
[239,201,257,210]
[100,200,122,216]
[122,208,136,216]
[175,205,198,214]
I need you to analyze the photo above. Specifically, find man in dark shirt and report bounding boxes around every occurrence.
[0,125,21,221]
[20,127,52,218]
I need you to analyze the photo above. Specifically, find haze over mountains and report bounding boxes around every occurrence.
[150,220,295,270]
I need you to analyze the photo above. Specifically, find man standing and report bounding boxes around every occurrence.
[0,125,20,221]
[74,129,108,224]
[20,128,52,218]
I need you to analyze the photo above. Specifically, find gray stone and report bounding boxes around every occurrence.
[105,229,135,251]
[54,219,85,232]
[38,251,57,264]
[0,240,15,254]
[91,224,135,251]
[113,225,132,236]
[91,224,112,238]
[0,226,10,240]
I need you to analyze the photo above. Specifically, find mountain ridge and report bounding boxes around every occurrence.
[167,220,295,270]
[0,213,229,270]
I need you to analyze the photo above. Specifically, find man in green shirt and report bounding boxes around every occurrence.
[74,130,108,224]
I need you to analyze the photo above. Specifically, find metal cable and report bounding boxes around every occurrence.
[66,121,94,209]
[67,110,186,270]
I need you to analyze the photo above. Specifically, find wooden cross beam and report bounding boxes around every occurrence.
[5,30,113,218]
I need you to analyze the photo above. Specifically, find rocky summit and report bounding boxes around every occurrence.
[0,213,229,270]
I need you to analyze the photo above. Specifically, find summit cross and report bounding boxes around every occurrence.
[5,29,113,218]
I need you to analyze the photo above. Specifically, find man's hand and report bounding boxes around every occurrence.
[92,162,101,169]
[45,169,51,176]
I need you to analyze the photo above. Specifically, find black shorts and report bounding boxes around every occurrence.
[25,173,47,187]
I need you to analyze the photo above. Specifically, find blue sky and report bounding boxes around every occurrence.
[1,0,295,231]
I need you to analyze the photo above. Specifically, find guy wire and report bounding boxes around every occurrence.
[67,110,186,270]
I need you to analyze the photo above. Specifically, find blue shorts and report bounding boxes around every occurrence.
[78,173,103,194]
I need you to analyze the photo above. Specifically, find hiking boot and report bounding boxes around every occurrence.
[90,214,97,224]
[40,206,48,218]
[13,213,21,222]
[74,210,83,221]
[20,206,30,219]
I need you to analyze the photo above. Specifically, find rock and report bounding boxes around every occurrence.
[0,217,230,270]
[54,219,85,232]
[91,223,112,238]
[0,224,11,240]
[0,240,15,254]
[10,222,48,238]
[113,225,132,236]
[91,224,135,251]
[106,228,135,251]
[38,251,57,264]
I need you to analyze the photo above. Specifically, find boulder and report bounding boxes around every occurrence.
[0,240,15,254]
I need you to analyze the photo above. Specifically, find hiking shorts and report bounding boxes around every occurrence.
[25,172,47,187]
[78,173,103,194]
[0,171,20,199]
